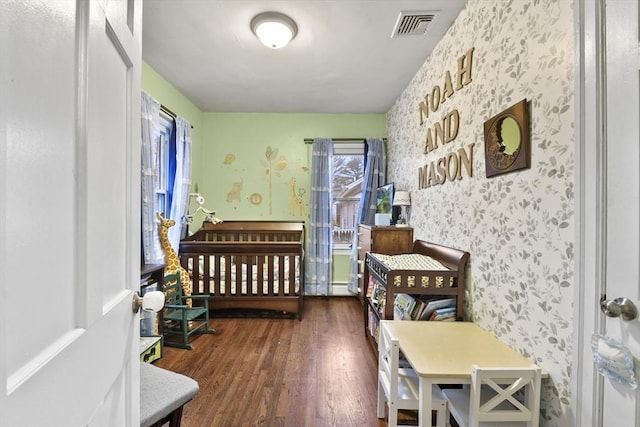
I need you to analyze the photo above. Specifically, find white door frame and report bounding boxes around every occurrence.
[573,0,616,425]
[572,0,604,423]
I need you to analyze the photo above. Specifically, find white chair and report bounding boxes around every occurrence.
[377,325,447,427]
[442,364,542,427]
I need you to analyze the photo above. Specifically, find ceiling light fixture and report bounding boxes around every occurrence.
[251,12,298,49]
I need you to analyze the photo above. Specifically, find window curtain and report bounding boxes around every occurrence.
[168,117,192,251]
[305,138,333,296]
[166,125,177,215]
[347,137,386,294]
[141,91,163,264]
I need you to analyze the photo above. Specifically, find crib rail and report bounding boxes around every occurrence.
[178,221,305,319]
[184,220,305,243]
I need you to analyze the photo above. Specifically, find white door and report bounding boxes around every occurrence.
[574,0,640,425]
[1,1,142,426]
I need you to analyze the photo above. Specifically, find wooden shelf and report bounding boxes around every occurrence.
[357,225,413,304]
[362,241,469,355]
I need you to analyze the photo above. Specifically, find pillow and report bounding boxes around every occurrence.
[591,334,638,389]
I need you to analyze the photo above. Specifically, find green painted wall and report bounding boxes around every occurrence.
[332,251,352,288]
[196,113,386,227]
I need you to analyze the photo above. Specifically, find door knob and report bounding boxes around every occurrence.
[600,297,638,321]
[132,291,165,313]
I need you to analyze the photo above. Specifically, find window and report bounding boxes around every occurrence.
[153,111,174,218]
[332,142,365,250]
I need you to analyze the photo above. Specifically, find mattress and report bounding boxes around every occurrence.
[369,253,449,271]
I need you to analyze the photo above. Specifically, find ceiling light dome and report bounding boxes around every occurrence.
[251,12,298,49]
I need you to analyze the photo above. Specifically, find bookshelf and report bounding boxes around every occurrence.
[141,263,165,294]
[363,243,469,354]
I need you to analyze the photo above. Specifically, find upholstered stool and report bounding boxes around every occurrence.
[140,363,199,427]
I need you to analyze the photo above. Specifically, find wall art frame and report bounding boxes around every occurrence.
[483,98,531,178]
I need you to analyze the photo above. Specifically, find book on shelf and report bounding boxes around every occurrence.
[140,273,153,286]
[367,278,387,318]
[392,294,457,321]
[378,297,386,318]
[429,306,457,321]
[432,315,456,322]
[140,280,158,295]
[409,298,424,320]
[419,296,457,320]
[393,293,415,320]
[371,283,383,303]
[366,276,376,298]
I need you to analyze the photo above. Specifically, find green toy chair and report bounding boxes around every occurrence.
[161,272,215,350]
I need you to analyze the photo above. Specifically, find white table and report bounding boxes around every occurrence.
[380,320,544,427]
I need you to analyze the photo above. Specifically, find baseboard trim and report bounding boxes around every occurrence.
[330,283,356,296]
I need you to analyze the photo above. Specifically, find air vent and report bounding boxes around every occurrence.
[391,11,437,38]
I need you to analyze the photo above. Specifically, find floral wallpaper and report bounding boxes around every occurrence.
[386,0,574,425]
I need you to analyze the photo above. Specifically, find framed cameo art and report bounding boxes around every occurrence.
[483,99,531,178]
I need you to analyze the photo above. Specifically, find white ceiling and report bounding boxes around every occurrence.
[142,0,467,114]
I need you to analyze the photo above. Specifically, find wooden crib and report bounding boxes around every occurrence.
[179,221,305,319]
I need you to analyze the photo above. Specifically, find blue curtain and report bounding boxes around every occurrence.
[141,92,163,264]
[305,138,333,296]
[348,137,386,294]
[166,125,177,214]
[168,117,192,251]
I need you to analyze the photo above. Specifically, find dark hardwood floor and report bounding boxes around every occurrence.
[154,296,398,427]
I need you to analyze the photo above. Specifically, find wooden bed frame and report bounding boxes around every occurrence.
[179,221,305,319]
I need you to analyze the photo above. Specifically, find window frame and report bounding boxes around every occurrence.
[332,141,365,252]
[154,111,174,218]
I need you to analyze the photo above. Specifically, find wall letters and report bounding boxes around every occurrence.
[419,143,475,188]
[417,48,475,188]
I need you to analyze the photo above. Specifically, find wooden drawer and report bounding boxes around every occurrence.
[358,225,413,254]
[357,225,413,303]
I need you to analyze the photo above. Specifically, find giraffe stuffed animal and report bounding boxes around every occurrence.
[156,213,192,307]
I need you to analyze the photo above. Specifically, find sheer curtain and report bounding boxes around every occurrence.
[348,137,386,294]
[168,117,192,250]
[305,138,333,296]
[141,91,163,264]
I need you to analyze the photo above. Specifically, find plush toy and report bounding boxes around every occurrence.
[156,213,192,307]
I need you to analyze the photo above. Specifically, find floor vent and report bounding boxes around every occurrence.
[391,11,437,38]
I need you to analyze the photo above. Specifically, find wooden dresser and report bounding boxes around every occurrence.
[357,225,413,304]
